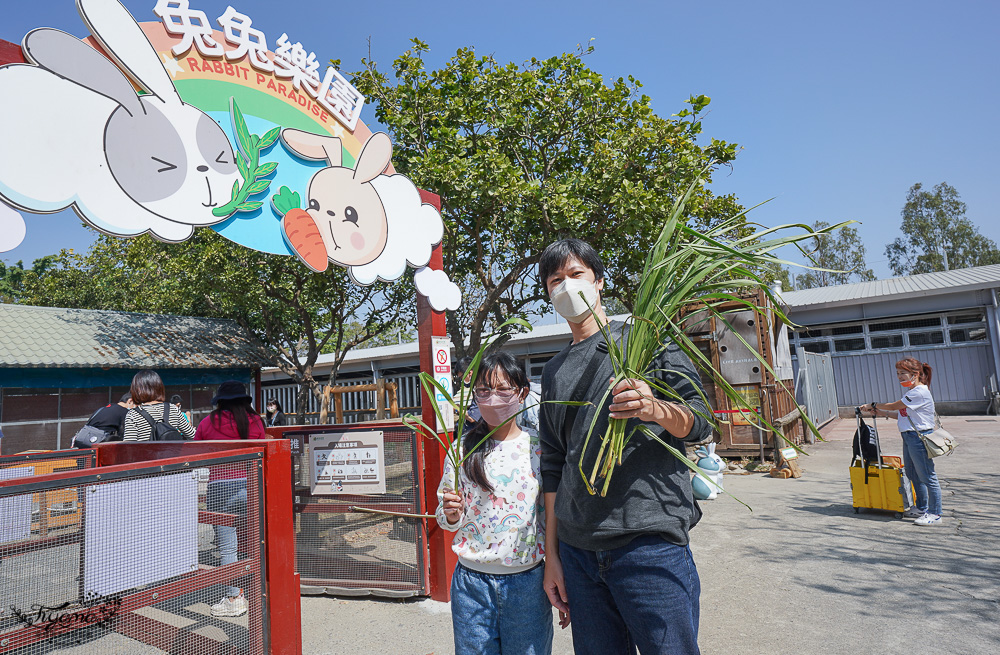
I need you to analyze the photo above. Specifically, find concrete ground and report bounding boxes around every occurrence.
[300,416,1000,655]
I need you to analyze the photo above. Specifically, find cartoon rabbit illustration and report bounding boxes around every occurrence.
[0,0,240,243]
[275,129,392,272]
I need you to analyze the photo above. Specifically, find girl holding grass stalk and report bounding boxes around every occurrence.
[435,350,556,655]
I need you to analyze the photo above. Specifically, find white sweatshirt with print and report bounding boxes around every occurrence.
[435,429,545,574]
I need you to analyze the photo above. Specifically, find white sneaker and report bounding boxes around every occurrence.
[914,513,942,526]
[210,594,248,617]
[903,508,924,519]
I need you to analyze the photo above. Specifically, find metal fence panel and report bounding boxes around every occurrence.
[262,373,422,425]
[831,344,992,406]
[794,350,838,427]
[0,453,267,654]
[281,423,426,597]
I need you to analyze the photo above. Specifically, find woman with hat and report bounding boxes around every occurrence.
[194,380,266,441]
[194,380,265,617]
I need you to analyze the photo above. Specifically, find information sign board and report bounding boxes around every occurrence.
[309,430,386,495]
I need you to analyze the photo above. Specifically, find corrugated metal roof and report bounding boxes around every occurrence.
[781,264,1000,309]
[0,304,272,369]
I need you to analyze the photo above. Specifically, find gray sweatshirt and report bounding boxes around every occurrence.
[539,321,712,551]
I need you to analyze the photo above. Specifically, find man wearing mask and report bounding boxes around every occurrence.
[537,238,712,655]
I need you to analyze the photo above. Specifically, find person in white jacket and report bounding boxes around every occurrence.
[436,350,557,655]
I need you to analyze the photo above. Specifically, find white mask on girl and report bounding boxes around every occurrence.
[550,278,600,323]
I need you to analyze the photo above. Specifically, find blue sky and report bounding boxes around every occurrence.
[2,0,998,280]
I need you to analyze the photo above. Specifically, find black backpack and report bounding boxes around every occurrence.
[135,402,187,442]
[852,419,879,463]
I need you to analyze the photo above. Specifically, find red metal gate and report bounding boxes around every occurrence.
[0,441,299,655]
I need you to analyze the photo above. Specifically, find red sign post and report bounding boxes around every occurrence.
[415,189,457,602]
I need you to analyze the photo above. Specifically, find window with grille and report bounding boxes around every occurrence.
[871,334,904,349]
[870,317,941,332]
[909,331,945,346]
[834,338,866,352]
[950,326,987,343]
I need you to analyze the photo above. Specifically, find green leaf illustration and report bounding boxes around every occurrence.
[271,186,301,215]
[236,154,250,182]
[256,161,278,178]
[214,98,283,217]
[246,179,271,195]
[231,98,252,158]
[258,127,281,150]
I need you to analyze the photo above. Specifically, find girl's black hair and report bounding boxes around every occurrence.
[461,350,529,493]
[210,397,255,439]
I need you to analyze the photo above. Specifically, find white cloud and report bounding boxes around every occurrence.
[0,202,26,253]
[414,266,462,312]
[347,175,445,286]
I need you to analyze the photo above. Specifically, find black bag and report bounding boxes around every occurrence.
[852,407,883,484]
[852,418,879,464]
[72,406,119,448]
[72,424,114,449]
[135,402,187,442]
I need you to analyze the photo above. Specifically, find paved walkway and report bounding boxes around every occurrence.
[301,416,1000,654]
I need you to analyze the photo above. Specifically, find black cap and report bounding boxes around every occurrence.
[212,380,252,404]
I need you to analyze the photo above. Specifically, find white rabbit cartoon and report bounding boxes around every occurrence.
[0,0,240,243]
[279,129,393,270]
[277,129,445,286]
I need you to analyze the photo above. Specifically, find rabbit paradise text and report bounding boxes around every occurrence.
[153,0,364,131]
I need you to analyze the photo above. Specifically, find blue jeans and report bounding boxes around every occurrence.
[560,535,701,655]
[207,479,247,597]
[451,561,553,655]
[901,431,942,516]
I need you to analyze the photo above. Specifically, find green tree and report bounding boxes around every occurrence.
[29,229,413,423]
[793,220,876,290]
[0,255,58,304]
[352,41,743,357]
[885,182,1000,275]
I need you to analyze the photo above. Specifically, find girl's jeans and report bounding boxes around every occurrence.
[450,560,553,655]
[559,534,701,655]
[207,479,247,597]
[901,431,943,515]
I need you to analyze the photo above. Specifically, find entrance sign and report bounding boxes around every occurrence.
[309,430,386,495]
[0,0,461,309]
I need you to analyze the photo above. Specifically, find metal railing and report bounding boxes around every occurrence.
[0,445,298,654]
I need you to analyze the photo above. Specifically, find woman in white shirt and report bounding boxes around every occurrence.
[436,350,553,654]
[866,358,943,526]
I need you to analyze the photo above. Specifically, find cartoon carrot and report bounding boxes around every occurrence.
[272,186,328,272]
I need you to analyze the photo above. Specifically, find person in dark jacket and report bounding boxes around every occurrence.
[264,398,286,427]
[87,393,134,440]
[537,238,712,654]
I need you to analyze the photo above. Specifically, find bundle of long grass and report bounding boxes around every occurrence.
[578,170,846,496]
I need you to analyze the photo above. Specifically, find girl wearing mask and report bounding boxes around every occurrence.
[435,350,554,655]
[865,358,942,526]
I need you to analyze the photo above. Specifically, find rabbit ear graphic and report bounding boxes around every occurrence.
[22,27,143,118]
[353,133,392,184]
[280,129,343,167]
[76,0,181,105]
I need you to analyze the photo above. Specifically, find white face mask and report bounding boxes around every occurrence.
[550,278,600,323]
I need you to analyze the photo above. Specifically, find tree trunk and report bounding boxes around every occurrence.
[295,383,310,424]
